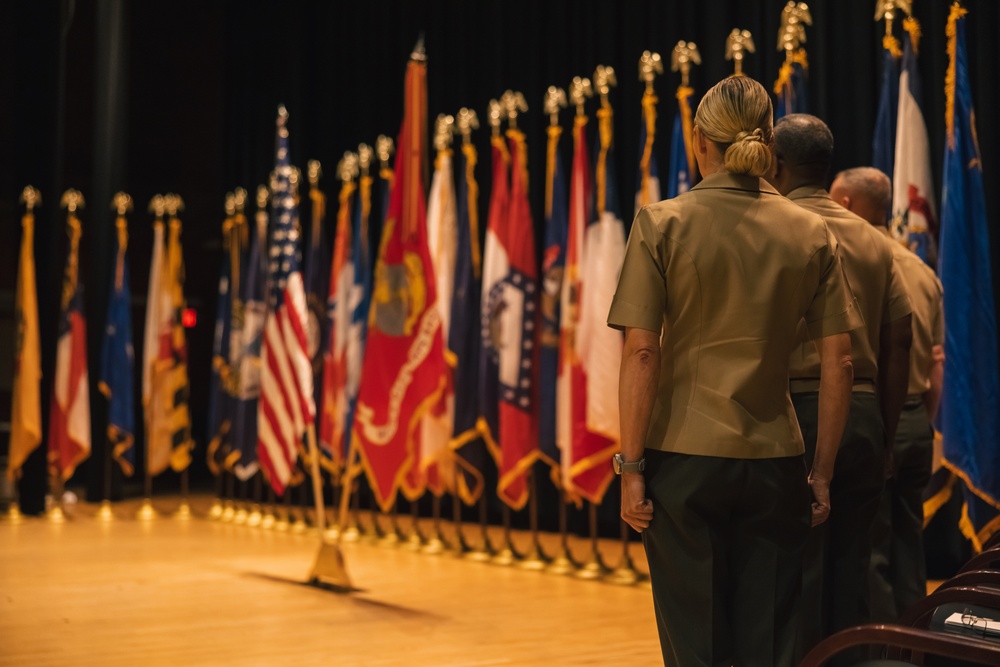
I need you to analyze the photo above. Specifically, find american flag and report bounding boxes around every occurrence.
[257,106,315,496]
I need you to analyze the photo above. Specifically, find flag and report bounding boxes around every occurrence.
[539,123,568,481]
[873,30,901,179]
[99,212,136,476]
[774,49,809,119]
[479,132,510,470]
[304,170,329,409]
[892,17,938,266]
[231,199,267,481]
[318,174,356,471]
[571,102,625,504]
[257,106,315,496]
[635,85,661,214]
[667,85,697,199]
[939,4,1000,552]
[352,46,449,511]
[49,203,90,481]
[206,203,240,475]
[7,199,42,480]
[449,137,487,505]
[420,133,459,495]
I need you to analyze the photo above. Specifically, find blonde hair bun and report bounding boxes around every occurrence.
[694,76,773,177]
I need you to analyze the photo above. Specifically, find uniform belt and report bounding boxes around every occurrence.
[904,394,926,408]
[789,378,876,394]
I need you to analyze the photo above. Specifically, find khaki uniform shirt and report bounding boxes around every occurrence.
[787,187,911,389]
[881,229,944,396]
[608,173,859,459]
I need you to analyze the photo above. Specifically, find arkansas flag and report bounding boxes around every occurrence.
[352,44,449,511]
[49,200,91,481]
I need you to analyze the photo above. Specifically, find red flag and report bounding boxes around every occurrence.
[558,114,617,504]
[353,46,449,511]
[49,204,91,481]
[257,107,316,496]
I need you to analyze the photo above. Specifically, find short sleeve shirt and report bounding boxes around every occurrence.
[786,187,912,383]
[882,231,944,395]
[607,173,859,459]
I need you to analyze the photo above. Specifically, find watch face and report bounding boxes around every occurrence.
[612,454,622,474]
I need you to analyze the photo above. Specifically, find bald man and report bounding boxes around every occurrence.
[831,166,944,621]
[768,115,913,659]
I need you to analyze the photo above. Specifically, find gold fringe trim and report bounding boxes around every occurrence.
[903,16,922,55]
[945,3,966,149]
[676,86,696,181]
[639,89,658,209]
[883,34,902,60]
[461,143,481,279]
[942,456,1000,511]
[595,107,613,216]
[545,125,562,219]
[922,472,956,528]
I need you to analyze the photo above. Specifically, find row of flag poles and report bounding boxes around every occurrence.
[6,2,997,557]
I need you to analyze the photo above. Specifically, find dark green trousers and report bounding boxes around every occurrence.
[792,391,885,662]
[869,397,934,620]
[641,449,810,667]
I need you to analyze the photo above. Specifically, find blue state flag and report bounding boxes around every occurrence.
[774,50,809,119]
[99,217,135,476]
[873,36,901,180]
[939,5,1000,551]
[539,124,568,473]
[667,86,696,199]
[344,172,372,464]
[206,228,232,475]
[449,139,487,505]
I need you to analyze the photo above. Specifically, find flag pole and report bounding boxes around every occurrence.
[292,473,309,533]
[261,476,276,529]
[465,492,494,561]
[575,502,610,579]
[208,469,224,520]
[491,504,520,565]
[221,471,236,522]
[378,500,404,547]
[450,491,473,556]
[404,495,427,551]
[234,477,249,524]
[605,518,645,586]
[517,468,550,570]
[247,472,263,528]
[340,476,361,542]
[97,435,116,522]
[422,491,447,555]
[304,422,352,590]
[545,490,579,574]
[274,486,291,531]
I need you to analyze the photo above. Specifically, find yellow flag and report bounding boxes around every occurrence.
[8,209,42,479]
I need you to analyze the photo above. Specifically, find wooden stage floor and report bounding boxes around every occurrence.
[1,495,661,666]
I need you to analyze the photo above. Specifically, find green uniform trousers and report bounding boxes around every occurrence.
[869,397,934,620]
[792,391,885,663]
[641,449,810,667]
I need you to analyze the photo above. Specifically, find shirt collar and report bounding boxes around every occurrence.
[690,172,782,196]
[786,185,830,201]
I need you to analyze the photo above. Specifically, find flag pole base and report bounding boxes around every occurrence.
[421,537,446,555]
[136,498,158,521]
[233,504,249,525]
[207,498,224,521]
[604,522,645,586]
[490,547,517,566]
[574,558,611,580]
[261,505,277,530]
[306,538,353,592]
[340,526,361,542]
[291,509,309,534]
[174,500,193,521]
[47,504,67,524]
[4,502,25,524]
[545,554,579,576]
[220,500,236,522]
[247,504,263,527]
[517,544,550,571]
[274,509,291,532]
[96,500,115,523]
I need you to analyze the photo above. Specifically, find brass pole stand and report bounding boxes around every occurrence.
[291,479,309,534]
[575,503,610,580]
[274,489,291,532]
[403,499,426,551]
[47,473,67,524]
[605,519,645,585]
[545,491,579,575]
[261,483,277,530]
[465,494,493,562]
[377,502,403,548]
[450,494,473,557]
[96,441,116,523]
[136,463,157,521]
[174,468,192,520]
[362,488,386,543]
[340,481,362,542]
[5,486,25,524]
[491,505,520,566]
[247,474,263,527]
[517,471,549,570]
[304,425,352,590]
[421,494,446,555]
[220,472,236,522]
[208,469,225,520]
[233,478,249,525]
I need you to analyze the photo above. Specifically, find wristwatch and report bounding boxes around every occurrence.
[612,453,645,475]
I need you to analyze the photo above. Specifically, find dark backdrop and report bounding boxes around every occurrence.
[2,0,998,522]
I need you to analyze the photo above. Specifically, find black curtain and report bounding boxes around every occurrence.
[2,0,999,516]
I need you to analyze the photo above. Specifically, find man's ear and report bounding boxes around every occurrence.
[837,195,852,210]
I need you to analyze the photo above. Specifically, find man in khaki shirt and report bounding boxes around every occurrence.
[609,77,857,667]
[831,166,945,620]
[767,115,913,660]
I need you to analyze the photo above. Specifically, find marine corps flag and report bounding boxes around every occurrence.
[7,188,42,480]
[449,115,487,505]
[257,106,315,496]
[939,4,1000,551]
[143,196,194,476]
[892,17,937,265]
[49,191,91,481]
[571,71,624,504]
[99,200,136,476]
[352,43,449,511]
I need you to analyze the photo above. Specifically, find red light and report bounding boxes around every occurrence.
[181,308,197,328]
